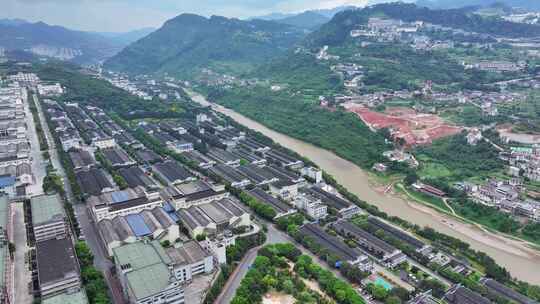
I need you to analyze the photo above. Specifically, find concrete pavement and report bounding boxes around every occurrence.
[33,94,74,201]
[214,220,359,304]
[34,94,125,304]
[26,92,47,196]
[215,247,260,304]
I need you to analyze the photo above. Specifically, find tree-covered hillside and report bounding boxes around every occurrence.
[273,11,330,30]
[0,21,122,63]
[416,0,540,11]
[105,14,306,76]
[305,3,540,47]
[206,86,389,169]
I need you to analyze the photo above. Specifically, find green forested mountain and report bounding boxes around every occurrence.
[273,11,331,30]
[105,14,306,76]
[95,27,156,45]
[416,0,540,11]
[305,2,540,47]
[0,21,123,63]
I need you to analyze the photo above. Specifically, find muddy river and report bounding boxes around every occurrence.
[190,92,540,285]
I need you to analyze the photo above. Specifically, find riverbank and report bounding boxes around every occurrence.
[188,90,540,285]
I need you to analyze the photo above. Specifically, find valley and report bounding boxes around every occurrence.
[4,1,540,304]
[189,90,540,285]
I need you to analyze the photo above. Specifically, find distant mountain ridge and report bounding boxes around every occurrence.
[416,0,540,11]
[105,14,306,76]
[274,11,331,30]
[0,20,124,63]
[255,5,356,20]
[253,6,357,29]
[96,27,156,45]
[0,19,29,26]
[0,19,156,63]
[305,2,540,47]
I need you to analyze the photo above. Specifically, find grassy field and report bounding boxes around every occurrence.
[418,161,453,179]
[395,183,452,213]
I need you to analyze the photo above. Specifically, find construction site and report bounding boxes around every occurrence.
[345,105,462,146]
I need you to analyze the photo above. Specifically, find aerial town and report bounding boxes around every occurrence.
[1,1,540,304]
[0,67,534,304]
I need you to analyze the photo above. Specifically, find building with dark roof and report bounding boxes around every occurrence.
[177,198,251,238]
[36,237,81,299]
[113,132,138,147]
[443,285,491,304]
[332,221,406,268]
[248,187,297,219]
[68,149,95,170]
[160,180,228,210]
[413,183,446,198]
[264,150,303,169]
[266,165,305,185]
[207,148,241,167]
[306,187,361,218]
[184,151,216,169]
[236,164,278,186]
[134,149,162,164]
[75,168,114,196]
[0,141,30,164]
[480,278,537,304]
[152,161,195,185]
[101,147,136,168]
[208,164,251,188]
[239,138,270,153]
[368,217,431,254]
[298,223,372,272]
[89,187,163,222]
[159,121,187,134]
[118,166,159,191]
[231,147,266,166]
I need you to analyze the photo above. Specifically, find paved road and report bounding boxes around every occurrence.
[26,92,47,196]
[215,220,357,304]
[34,94,125,304]
[33,94,74,201]
[215,247,260,304]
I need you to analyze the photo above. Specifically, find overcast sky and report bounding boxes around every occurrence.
[0,0,376,32]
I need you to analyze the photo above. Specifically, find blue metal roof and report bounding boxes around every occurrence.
[111,191,130,204]
[161,203,179,222]
[167,212,179,223]
[125,214,151,237]
[0,175,15,188]
[162,202,175,213]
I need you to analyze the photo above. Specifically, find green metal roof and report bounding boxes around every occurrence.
[126,263,173,300]
[0,195,8,229]
[0,244,5,288]
[42,290,89,304]
[112,240,170,270]
[113,241,176,300]
[511,147,533,153]
[0,196,9,288]
[30,194,64,226]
